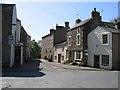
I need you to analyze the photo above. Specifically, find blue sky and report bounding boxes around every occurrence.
[0,1,119,41]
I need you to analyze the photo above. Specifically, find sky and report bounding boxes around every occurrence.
[0,0,119,41]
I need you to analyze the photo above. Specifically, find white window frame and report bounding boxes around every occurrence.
[76,34,80,45]
[101,55,109,66]
[102,33,109,45]
[68,36,72,46]
[75,51,82,61]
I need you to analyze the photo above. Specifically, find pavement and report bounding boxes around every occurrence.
[2,60,42,72]
[2,59,107,72]
[41,59,107,71]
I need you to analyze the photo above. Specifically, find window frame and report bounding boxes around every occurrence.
[101,55,109,66]
[75,51,82,60]
[68,36,72,46]
[102,33,109,45]
[76,34,80,45]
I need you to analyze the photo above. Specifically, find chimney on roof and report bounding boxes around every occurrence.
[50,29,55,34]
[114,19,120,30]
[75,18,81,25]
[65,22,70,29]
[91,8,102,22]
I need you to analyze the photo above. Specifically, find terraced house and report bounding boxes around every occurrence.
[0,4,31,68]
[41,22,69,62]
[88,25,120,70]
[66,8,115,66]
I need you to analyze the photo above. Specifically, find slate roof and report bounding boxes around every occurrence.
[68,18,92,31]
[93,26,120,33]
[55,40,67,46]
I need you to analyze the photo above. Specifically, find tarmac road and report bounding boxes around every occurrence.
[2,59,118,88]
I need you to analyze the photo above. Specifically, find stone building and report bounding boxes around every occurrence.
[41,22,69,61]
[1,4,31,68]
[66,8,115,65]
[1,4,17,67]
[88,26,120,70]
[54,41,67,63]
[41,32,54,61]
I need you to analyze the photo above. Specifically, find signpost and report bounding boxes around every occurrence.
[8,35,14,44]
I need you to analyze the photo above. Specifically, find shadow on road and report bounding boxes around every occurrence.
[2,59,46,77]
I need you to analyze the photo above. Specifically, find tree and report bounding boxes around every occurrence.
[30,39,41,60]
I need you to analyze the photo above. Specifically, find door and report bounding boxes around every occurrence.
[15,46,21,64]
[58,54,61,63]
[94,55,100,68]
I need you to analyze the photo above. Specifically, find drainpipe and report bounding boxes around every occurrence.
[20,43,23,66]
[21,45,23,66]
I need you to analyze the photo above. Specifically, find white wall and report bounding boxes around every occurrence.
[54,45,67,63]
[10,5,17,67]
[88,27,112,69]
[16,20,21,44]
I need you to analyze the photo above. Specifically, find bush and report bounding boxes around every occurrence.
[44,56,48,60]
[79,61,85,66]
[48,56,52,62]
[71,61,78,65]
[63,60,70,64]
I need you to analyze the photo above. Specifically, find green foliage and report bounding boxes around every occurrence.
[44,56,48,60]
[48,55,52,62]
[63,60,70,64]
[71,61,78,65]
[30,39,41,59]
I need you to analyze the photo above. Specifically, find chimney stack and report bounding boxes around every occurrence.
[114,19,120,30]
[65,22,69,29]
[75,18,81,25]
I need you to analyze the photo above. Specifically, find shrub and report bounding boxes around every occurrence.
[71,61,78,65]
[63,60,70,64]
[48,56,52,62]
[44,56,48,60]
[79,61,85,66]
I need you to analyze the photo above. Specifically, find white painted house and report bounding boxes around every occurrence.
[88,26,120,70]
[54,41,67,63]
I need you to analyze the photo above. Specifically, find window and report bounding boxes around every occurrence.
[62,47,64,51]
[101,55,109,66]
[102,34,108,44]
[76,34,80,45]
[76,51,81,60]
[77,27,80,33]
[55,56,57,59]
[68,36,72,46]
[62,56,64,61]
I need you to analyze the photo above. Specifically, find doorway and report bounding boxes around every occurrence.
[94,55,100,68]
[58,54,61,63]
[15,46,21,64]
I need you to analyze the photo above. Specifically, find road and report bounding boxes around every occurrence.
[2,60,118,88]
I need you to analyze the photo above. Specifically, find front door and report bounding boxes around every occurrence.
[94,55,100,68]
[15,46,21,64]
[58,54,61,63]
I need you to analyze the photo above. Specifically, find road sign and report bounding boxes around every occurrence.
[8,35,14,44]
